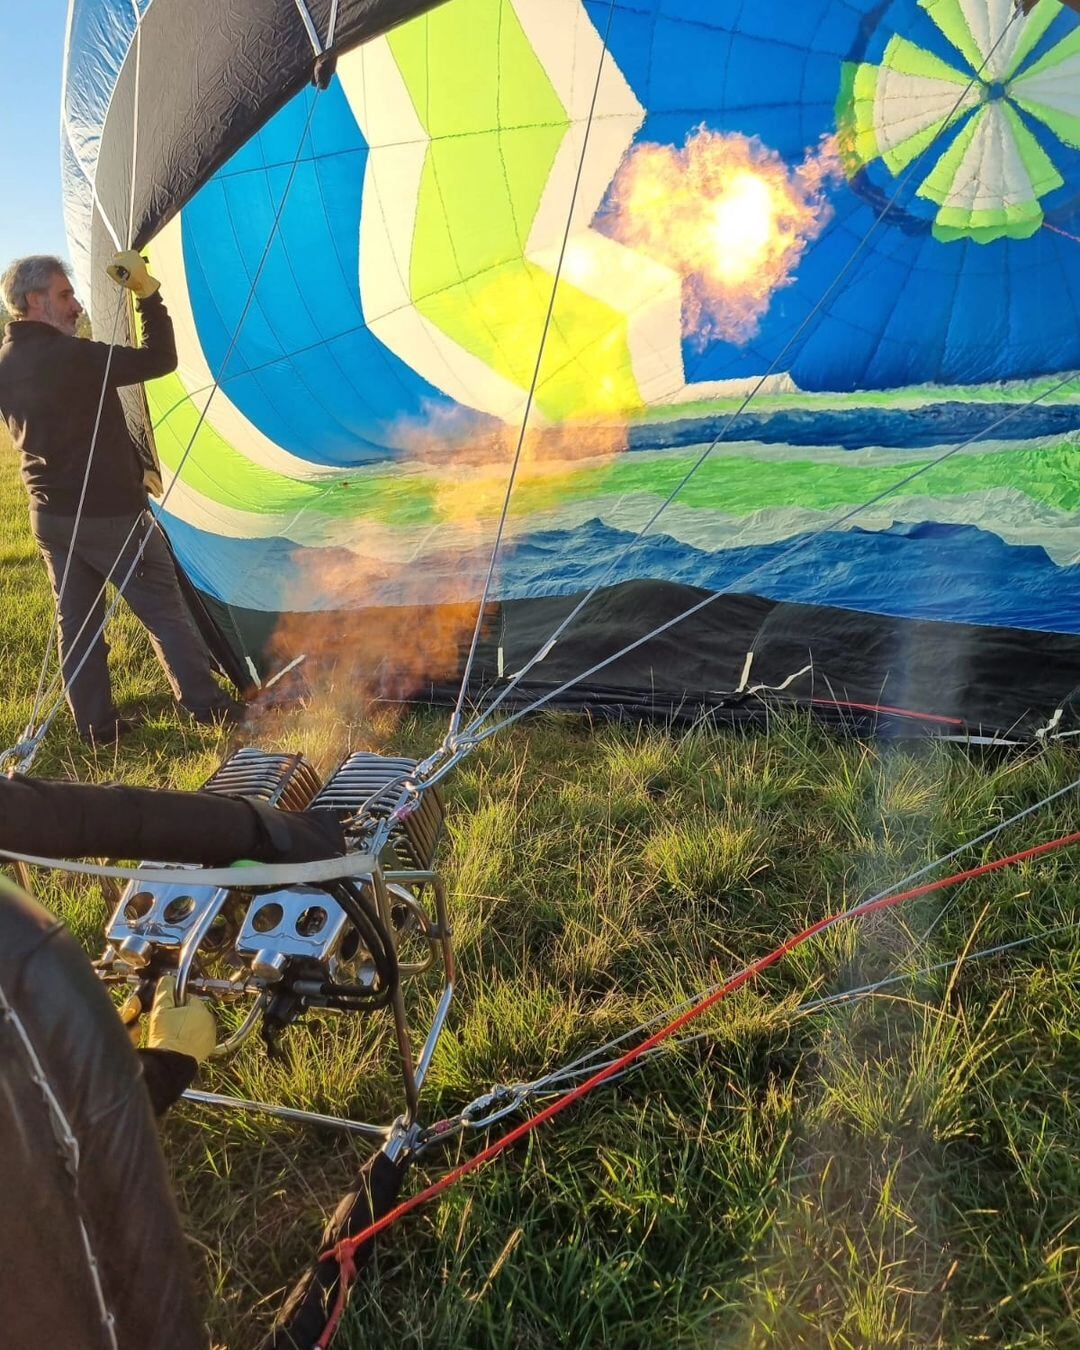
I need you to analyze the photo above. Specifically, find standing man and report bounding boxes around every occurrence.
[0,252,243,744]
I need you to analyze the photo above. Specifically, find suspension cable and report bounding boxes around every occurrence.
[439,916,1080,1127]
[456,368,1077,748]
[794,917,1080,1017]
[459,757,1080,1107]
[454,8,1024,740]
[447,0,618,742]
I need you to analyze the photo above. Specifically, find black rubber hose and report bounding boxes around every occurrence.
[325,879,398,1009]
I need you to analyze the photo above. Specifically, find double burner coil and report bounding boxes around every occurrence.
[311,753,444,872]
[200,747,323,809]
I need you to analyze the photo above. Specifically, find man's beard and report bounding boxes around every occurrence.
[42,297,76,335]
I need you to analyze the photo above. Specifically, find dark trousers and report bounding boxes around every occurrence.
[31,509,228,735]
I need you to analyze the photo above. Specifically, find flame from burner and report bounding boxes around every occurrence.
[606,127,842,346]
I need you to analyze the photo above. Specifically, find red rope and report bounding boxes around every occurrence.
[314,1247,356,1348]
[316,826,1080,1344]
[807,696,964,726]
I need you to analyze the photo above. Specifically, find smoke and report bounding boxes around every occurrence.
[258,406,626,747]
[395,404,627,533]
[606,127,842,347]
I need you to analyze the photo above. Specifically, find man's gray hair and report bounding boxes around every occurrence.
[1,255,70,316]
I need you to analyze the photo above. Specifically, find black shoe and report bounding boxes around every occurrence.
[82,716,142,747]
[188,699,248,729]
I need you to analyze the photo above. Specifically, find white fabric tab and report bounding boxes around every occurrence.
[735,650,754,693]
[292,0,323,55]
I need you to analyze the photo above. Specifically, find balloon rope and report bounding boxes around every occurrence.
[315,825,1080,1348]
[446,0,619,741]
[459,8,1025,741]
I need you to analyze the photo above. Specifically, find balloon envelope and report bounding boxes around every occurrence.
[63,0,1080,732]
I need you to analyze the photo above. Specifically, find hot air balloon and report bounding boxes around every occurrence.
[37,4,1080,1342]
[61,0,1080,739]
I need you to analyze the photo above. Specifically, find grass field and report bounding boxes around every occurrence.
[3,430,1080,1348]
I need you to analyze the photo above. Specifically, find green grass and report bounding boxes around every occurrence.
[3,430,1080,1348]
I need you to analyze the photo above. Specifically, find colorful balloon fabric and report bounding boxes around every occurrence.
[62,0,1080,728]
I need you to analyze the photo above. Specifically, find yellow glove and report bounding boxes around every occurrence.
[106,249,161,300]
[146,975,217,1064]
[118,990,145,1046]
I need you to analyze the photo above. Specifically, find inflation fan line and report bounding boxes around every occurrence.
[11,84,325,766]
[447,0,619,743]
[315,826,1080,1347]
[460,368,1078,748]
[455,9,1025,743]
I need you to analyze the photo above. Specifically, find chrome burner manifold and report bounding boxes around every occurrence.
[236,885,367,988]
[94,747,455,1137]
[241,753,448,1012]
[98,749,322,980]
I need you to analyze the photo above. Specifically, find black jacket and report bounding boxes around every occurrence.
[0,783,344,1349]
[0,772,346,866]
[0,293,177,516]
[0,882,206,1350]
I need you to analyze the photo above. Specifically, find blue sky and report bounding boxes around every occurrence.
[0,0,72,268]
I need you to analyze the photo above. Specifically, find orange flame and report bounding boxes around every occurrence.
[607,128,842,346]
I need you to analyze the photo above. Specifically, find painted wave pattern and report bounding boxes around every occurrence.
[159,509,1080,635]
[150,396,1080,632]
